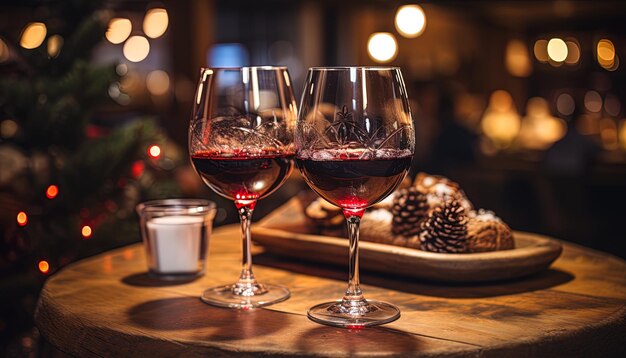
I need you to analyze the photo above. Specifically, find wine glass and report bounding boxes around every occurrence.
[189,67,297,309]
[295,67,415,327]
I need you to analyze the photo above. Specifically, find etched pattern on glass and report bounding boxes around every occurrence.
[300,105,412,159]
[190,110,294,155]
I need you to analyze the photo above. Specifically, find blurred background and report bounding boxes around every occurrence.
[1,0,626,355]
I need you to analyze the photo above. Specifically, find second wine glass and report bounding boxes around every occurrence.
[189,66,297,309]
[295,67,415,327]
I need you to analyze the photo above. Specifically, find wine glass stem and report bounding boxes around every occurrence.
[344,215,364,302]
[236,203,257,288]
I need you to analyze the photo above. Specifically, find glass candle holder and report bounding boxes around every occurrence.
[136,199,216,280]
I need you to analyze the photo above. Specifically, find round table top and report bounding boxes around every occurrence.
[35,224,626,357]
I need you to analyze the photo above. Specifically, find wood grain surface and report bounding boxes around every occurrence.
[252,198,563,283]
[35,224,626,357]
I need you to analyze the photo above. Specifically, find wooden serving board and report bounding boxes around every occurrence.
[252,198,563,283]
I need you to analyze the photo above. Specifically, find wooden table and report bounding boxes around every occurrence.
[35,225,626,357]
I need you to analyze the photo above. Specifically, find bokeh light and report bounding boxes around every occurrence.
[547,38,568,62]
[584,91,602,113]
[46,185,58,199]
[17,211,28,226]
[604,94,621,117]
[505,39,532,77]
[597,39,615,67]
[367,32,398,63]
[47,35,63,58]
[81,225,92,239]
[148,145,161,158]
[564,40,580,64]
[556,93,575,116]
[491,90,514,112]
[143,8,169,39]
[606,55,620,72]
[38,261,50,274]
[116,63,128,76]
[395,5,426,38]
[20,22,47,49]
[146,70,170,96]
[1,119,18,138]
[123,36,150,62]
[534,40,549,62]
[106,18,132,44]
[518,97,566,150]
[595,39,620,71]
[599,118,618,150]
[481,90,521,147]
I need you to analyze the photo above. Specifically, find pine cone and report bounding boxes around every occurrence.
[414,172,460,193]
[419,199,468,253]
[414,172,473,213]
[390,187,429,236]
[466,210,514,252]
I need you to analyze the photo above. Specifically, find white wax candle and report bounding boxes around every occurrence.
[146,216,205,273]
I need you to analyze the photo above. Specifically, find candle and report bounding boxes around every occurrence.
[136,199,216,280]
[146,216,206,273]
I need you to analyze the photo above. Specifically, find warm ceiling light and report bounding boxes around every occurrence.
[20,22,47,49]
[394,5,426,38]
[47,35,63,58]
[597,39,616,69]
[143,8,169,39]
[367,32,398,63]
[123,35,150,62]
[547,38,568,62]
[597,39,615,62]
[106,18,132,44]
[146,70,170,96]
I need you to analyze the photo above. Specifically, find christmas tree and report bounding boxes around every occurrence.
[0,0,181,352]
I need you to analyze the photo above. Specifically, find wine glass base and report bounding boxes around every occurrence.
[200,283,290,309]
[307,300,400,328]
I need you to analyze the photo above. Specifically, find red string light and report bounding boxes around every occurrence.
[46,184,59,199]
[17,212,28,226]
[81,225,92,239]
[38,260,50,274]
[131,160,145,178]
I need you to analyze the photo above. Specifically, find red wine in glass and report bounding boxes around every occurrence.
[191,151,294,208]
[296,149,411,215]
[296,67,415,328]
[190,67,297,309]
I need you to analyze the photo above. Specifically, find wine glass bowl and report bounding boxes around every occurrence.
[295,67,415,327]
[189,67,297,308]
